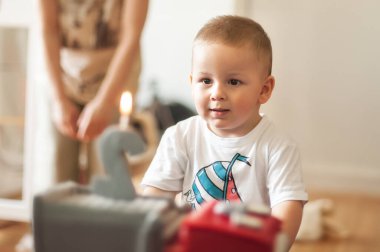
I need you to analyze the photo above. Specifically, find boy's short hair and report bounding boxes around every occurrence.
[194,15,272,75]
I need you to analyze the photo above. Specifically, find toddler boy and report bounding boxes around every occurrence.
[142,15,308,247]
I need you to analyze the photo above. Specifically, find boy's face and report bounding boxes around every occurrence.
[190,42,274,137]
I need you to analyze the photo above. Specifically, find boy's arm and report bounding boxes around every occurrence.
[271,200,303,250]
[142,185,178,199]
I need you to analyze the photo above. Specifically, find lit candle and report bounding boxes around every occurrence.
[119,91,132,130]
[92,90,146,200]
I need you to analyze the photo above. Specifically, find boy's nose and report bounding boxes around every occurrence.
[210,83,226,101]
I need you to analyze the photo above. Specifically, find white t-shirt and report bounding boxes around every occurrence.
[141,115,308,210]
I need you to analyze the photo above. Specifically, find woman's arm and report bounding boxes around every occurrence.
[77,0,149,141]
[271,200,304,251]
[39,0,80,139]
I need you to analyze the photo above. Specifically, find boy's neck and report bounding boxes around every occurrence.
[206,114,263,138]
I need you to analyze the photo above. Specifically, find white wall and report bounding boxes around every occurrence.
[0,0,33,26]
[247,0,380,194]
[137,0,236,108]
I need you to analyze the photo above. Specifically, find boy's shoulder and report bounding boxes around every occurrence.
[258,115,298,148]
[167,115,202,131]
[163,115,203,137]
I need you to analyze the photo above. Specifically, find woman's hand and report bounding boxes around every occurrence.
[76,97,116,142]
[52,98,80,139]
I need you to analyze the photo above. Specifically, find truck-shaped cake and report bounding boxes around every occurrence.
[33,126,287,252]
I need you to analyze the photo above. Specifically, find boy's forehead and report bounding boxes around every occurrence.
[191,41,269,77]
[192,40,260,61]
[193,43,255,67]
[192,39,271,76]
[193,40,258,56]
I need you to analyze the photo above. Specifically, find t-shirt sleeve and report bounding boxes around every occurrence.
[267,139,308,207]
[141,126,186,192]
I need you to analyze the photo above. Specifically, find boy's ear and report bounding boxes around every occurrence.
[189,74,193,84]
[259,75,275,104]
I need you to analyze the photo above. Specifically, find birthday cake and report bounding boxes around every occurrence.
[33,125,287,252]
[34,186,287,252]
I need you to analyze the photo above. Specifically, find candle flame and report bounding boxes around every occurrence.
[120,91,132,116]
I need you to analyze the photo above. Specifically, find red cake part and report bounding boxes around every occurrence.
[176,200,282,252]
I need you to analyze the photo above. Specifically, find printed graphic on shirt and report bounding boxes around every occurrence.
[190,153,251,209]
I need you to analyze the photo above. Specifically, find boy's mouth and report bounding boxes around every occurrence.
[209,108,230,117]
[209,108,229,112]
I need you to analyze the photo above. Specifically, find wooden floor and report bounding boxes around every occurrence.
[0,220,29,252]
[0,191,379,252]
[290,191,380,252]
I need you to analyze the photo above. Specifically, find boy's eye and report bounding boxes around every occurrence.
[202,79,212,85]
[228,79,241,85]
